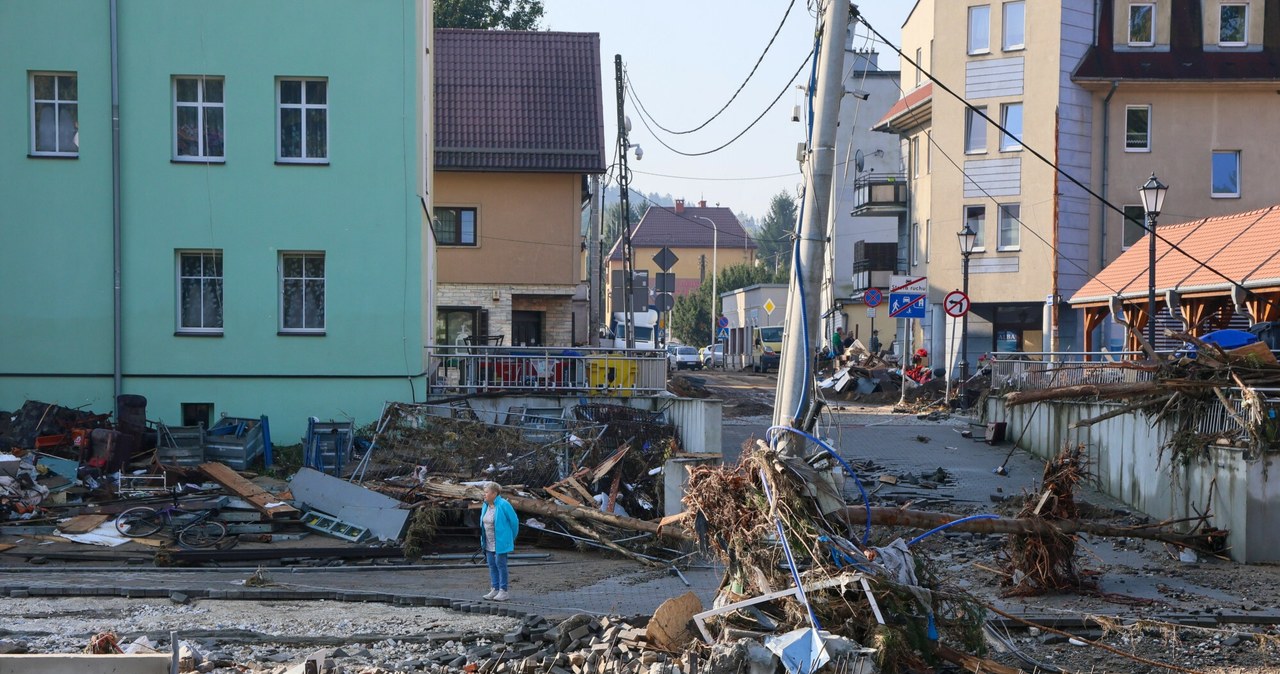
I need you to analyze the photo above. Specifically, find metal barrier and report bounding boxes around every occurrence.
[1194,387,1280,439]
[426,345,668,396]
[988,351,1152,392]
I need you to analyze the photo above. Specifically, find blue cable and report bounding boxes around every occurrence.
[906,514,1001,547]
[758,467,823,631]
[767,425,872,546]
[788,31,822,424]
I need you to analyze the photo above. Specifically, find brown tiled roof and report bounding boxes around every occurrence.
[873,82,932,133]
[608,206,757,261]
[1073,1,1280,81]
[1071,206,1280,305]
[434,29,606,172]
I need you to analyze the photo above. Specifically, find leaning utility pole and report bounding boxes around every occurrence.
[615,54,636,348]
[772,0,853,457]
[587,174,602,345]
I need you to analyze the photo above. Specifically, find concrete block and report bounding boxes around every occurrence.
[0,654,171,674]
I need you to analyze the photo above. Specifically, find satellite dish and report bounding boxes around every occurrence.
[854,149,865,173]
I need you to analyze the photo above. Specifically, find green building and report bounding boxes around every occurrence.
[0,0,434,441]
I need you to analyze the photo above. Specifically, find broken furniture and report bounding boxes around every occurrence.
[205,416,270,470]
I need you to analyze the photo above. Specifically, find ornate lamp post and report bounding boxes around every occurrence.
[957,222,978,383]
[1139,173,1169,350]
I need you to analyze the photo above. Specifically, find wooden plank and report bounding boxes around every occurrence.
[0,544,15,553]
[587,444,631,483]
[543,485,583,507]
[57,514,109,534]
[563,477,595,503]
[199,461,299,520]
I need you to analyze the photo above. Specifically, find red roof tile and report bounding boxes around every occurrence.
[873,83,931,132]
[434,29,606,173]
[608,206,757,261]
[1071,206,1280,304]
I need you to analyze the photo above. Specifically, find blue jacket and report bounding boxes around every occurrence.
[480,496,519,554]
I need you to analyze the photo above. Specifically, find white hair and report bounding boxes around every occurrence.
[482,481,501,495]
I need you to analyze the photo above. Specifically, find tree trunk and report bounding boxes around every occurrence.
[1004,382,1162,407]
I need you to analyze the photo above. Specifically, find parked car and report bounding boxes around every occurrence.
[701,343,724,367]
[667,345,702,370]
[753,345,780,373]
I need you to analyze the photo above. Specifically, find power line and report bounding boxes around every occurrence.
[631,168,799,182]
[626,0,798,136]
[858,14,1249,297]
[624,49,812,158]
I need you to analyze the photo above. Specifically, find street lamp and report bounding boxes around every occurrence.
[957,222,978,384]
[694,214,719,363]
[1139,173,1169,351]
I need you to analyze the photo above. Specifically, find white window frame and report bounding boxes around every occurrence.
[279,252,327,334]
[1121,205,1146,250]
[968,5,991,55]
[276,77,329,163]
[915,48,923,86]
[998,203,1021,251]
[965,205,987,252]
[911,136,920,178]
[176,250,224,335]
[911,222,921,266]
[965,106,988,154]
[1211,150,1241,198]
[1219,3,1249,47]
[30,72,79,157]
[1128,3,1155,46]
[1002,1,1026,51]
[1000,102,1023,151]
[925,218,932,263]
[173,76,225,162]
[1124,105,1151,152]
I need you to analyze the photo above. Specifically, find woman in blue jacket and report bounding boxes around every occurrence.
[480,481,519,601]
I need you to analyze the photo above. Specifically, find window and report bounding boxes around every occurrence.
[1128,3,1155,46]
[965,205,986,250]
[965,106,987,154]
[30,73,78,156]
[925,218,932,262]
[1122,205,1146,248]
[968,5,991,54]
[1220,4,1248,46]
[915,48,923,86]
[280,252,325,333]
[1003,1,1026,50]
[1000,102,1023,151]
[177,251,223,333]
[910,136,920,177]
[278,78,328,162]
[1125,105,1150,151]
[1212,150,1241,197]
[911,222,920,266]
[174,76,224,160]
[434,207,477,246]
[998,203,1020,250]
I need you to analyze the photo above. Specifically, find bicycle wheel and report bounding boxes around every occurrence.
[178,521,227,548]
[115,507,164,537]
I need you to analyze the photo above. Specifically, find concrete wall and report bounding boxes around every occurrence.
[0,654,171,674]
[988,396,1280,562]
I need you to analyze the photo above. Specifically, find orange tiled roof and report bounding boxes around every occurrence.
[1071,206,1280,305]
[873,83,932,132]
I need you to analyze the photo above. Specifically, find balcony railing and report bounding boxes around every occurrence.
[988,351,1153,392]
[851,173,908,212]
[427,345,669,396]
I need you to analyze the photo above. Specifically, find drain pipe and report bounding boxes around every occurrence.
[1098,80,1118,270]
[110,0,123,413]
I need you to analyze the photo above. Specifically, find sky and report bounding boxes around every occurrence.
[542,1,911,221]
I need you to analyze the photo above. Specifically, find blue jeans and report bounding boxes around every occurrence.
[485,550,509,591]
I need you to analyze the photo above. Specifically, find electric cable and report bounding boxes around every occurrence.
[858,14,1251,297]
[768,425,872,546]
[626,0,799,136]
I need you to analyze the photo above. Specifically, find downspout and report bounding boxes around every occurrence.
[1099,80,1118,270]
[110,0,123,413]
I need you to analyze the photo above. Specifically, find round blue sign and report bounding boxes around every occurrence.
[864,288,883,308]
[717,315,729,328]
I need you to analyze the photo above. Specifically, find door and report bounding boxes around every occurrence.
[512,310,544,346]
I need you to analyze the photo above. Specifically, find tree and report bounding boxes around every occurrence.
[434,0,545,30]
[755,191,798,275]
[603,201,645,253]
[669,263,786,346]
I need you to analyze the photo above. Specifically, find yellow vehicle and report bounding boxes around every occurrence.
[751,326,783,373]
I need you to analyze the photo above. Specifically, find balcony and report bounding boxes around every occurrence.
[427,345,668,396]
[851,173,908,214]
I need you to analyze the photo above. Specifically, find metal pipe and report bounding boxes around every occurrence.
[1098,81,1118,269]
[694,215,719,356]
[110,0,123,414]
[960,250,971,384]
[1148,211,1157,348]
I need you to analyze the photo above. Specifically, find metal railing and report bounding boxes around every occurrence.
[426,345,669,396]
[988,351,1153,392]
[1194,387,1280,441]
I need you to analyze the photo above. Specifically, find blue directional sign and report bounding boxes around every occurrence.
[717,327,730,341]
[888,293,927,319]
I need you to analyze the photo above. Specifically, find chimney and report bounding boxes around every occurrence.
[697,200,707,208]
[675,199,685,214]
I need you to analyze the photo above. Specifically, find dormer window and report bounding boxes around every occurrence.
[1128,3,1155,46]
[1220,4,1248,46]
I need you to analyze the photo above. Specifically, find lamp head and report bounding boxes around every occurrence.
[1139,172,1168,218]
[957,223,978,255]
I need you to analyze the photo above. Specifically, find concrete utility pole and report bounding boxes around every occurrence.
[615,54,636,348]
[772,0,853,458]
[587,174,602,345]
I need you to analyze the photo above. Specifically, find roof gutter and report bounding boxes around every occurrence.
[1099,80,1118,271]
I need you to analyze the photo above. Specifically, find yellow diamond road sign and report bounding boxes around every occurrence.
[763,298,776,315]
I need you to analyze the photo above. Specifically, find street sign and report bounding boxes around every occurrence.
[888,292,927,319]
[655,272,675,293]
[656,294,675,312]
[863,288,883,308]
[763,298,777,315]
[717,315,729,329]
[943,289,970,318]
[890,275,927,293]
[653,247,679,272]
[717,327,729,341]
[866,307,876,318]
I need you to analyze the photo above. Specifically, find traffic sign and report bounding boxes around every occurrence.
[864,288,883,308]
[943,290,970,318]
[763,298,777,315]
[656,294,675,312]
[655,272,675,293]
[717,327,729,341]
[888,292,927,319]
[866,307,876,318]
[717,315,729,329]
[653,247,679,271]
[889,275,927,293]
